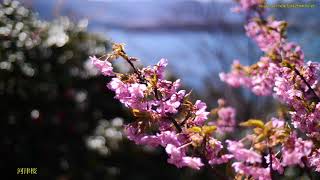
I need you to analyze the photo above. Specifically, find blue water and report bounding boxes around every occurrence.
[21,0,320,90]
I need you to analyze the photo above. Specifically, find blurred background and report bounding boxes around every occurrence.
[1,0,319,179]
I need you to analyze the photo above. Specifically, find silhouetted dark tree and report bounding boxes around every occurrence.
[0,0,126,179]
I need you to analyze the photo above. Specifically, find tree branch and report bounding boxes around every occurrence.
[293,67,320,103]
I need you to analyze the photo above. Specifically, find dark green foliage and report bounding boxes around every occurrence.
[0,0,125,179]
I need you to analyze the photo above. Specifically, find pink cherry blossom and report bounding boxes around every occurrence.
[207,138,233,165]
[90,56,114,76]
[216,107,236,133]
[232,162,271,180]
[193,100,209,125]
[281,133,313,167]
[181,157,204,170]
[165,144,204,170]
[155,58,168,79]
[309,149,320,172]
[227,140,262,163]
[245,19,284,52]
[232,0,263,13]
[265,154,284,174]
[91,0,320,176]
[219,60,252,88]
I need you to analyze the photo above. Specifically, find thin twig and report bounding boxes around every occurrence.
[199,137,229,180]
[119,48,184,133]
[179,112,192,127]
[293,67,320,102]
[279,48,320,103]
[268,147,274,180]
[119,50,146,84]
[303,158,314,180]
[168,116,182,133]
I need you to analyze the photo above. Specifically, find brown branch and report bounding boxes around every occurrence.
[293,67,320,102]
[199,137,229,180]
[168,116,182,133]
[302,157,314,180]
[268,147,274,180]
[279,48,320,103]
[118,46,187,139]
[179,112,192,127]
[122,55,146,84]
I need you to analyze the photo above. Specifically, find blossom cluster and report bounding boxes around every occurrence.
[220,0,320,177]
[232,0,265,13]
[90,0,320,179]
[90,44,237,170]
[227,117,316,180]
